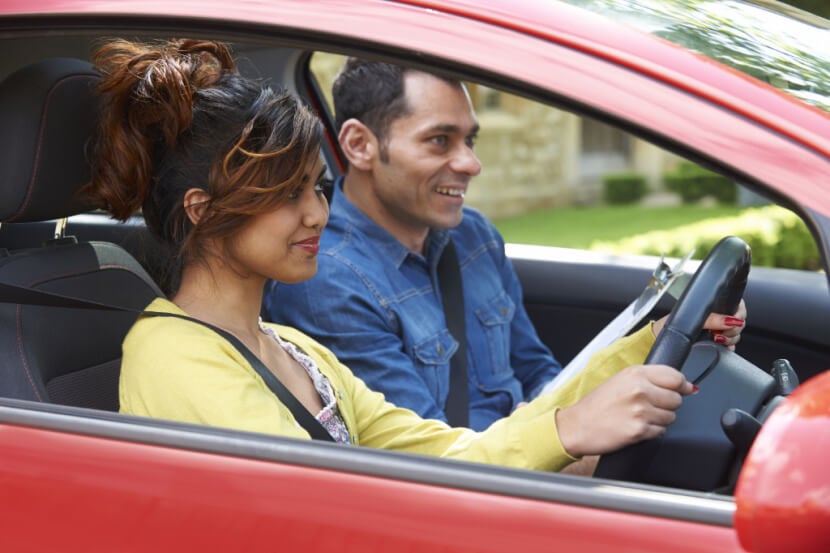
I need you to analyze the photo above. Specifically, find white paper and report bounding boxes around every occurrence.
[540,252,693,395]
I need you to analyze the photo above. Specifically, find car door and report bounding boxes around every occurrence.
[0,398,741,553]
[1,1,829,552]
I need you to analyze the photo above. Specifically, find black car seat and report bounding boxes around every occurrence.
[0,58,163,411]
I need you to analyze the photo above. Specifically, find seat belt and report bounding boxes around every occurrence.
[436,238,469,427]
[0,281,336,442]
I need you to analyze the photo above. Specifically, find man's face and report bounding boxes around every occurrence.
[368,71,481,252]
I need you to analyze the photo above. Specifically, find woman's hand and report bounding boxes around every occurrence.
[555,364,694,458]
[651,299,747,351]
[555,300,746,460]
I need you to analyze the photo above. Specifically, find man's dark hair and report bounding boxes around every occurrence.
[332,58,461,160]
[332,58,410,145]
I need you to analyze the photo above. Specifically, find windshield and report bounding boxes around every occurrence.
[562,0,830,112]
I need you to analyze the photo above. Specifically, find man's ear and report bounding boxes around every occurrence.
[182,188,211,225]
[338,119,377,171]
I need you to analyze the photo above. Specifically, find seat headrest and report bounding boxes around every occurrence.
[0,58,100,223]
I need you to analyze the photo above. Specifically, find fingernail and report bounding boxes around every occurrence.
[724,317,745,327]
[714,334,727,344]
[692,384,700,394]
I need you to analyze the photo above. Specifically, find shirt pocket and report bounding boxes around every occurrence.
[474,290,515,377]
[412,329,457,401]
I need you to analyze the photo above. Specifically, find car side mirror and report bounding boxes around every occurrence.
[733,370,830,553]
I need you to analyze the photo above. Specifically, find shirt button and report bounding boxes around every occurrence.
[437,344,443,354]
[500,306,507,316]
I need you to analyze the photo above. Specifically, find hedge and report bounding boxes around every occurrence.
[589,205,821,270]
[603,172,647,205]
[663,162,737,204]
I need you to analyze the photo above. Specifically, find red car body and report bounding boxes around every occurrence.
[0,1,828,552]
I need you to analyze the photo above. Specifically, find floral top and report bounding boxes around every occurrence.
[259,320,352,445]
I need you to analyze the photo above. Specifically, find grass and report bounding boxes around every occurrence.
[491,204,746,249]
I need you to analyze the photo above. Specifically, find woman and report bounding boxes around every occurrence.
[84,38,743,472]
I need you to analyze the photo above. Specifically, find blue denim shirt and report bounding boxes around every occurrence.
[265,179,562,430]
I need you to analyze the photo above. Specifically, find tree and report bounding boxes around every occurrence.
[567,0,830,112]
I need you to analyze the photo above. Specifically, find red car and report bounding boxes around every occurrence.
[1,1,828,552]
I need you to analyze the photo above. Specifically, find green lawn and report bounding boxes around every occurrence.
[492,205,746,248]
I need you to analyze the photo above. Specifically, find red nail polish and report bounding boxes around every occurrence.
[714,334,727,344]
[724,317,745,327]
[692,385,700,394]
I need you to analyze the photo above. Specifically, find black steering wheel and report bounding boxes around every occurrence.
[643,235,750,369]
[593,236,773,491]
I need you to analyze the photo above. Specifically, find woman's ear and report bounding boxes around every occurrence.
[182,188,211,225]
[338,119,377,171]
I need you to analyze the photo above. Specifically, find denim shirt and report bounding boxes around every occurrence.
[265,179,562,430]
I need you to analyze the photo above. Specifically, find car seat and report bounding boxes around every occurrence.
[0,58,163,411]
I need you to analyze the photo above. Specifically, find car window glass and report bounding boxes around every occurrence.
[561,0,830,113]
[309,52,820,272]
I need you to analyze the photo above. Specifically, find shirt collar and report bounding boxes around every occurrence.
[330,176,450,269]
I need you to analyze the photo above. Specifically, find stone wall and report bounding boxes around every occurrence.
[467,94,579,218]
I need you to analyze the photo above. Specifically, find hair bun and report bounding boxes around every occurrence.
[84,38,238,220]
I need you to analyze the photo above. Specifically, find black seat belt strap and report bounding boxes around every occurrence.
[436,238,469,427]
[148,311,336,442]
[0,281,336,442]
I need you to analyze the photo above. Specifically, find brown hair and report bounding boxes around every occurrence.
[83,38,323,291]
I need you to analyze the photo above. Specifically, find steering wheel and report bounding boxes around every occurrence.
[642,235,750,370]
[593,236,768,491]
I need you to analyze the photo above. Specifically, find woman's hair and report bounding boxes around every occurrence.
[83,38,323,291]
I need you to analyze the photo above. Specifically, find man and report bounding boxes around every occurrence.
[264,58,577,431]
[266,58,746,433]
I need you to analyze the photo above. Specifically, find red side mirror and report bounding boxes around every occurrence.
[734,370,830,553]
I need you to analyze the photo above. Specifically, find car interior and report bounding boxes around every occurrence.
[0,32,828,497]
[0,56,163,410]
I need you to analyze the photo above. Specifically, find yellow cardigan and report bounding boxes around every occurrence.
[120,298,653,472]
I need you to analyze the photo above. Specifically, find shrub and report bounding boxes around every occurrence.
[663,162,736,204]
[603,172,647,205]
[589,205,821,270]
